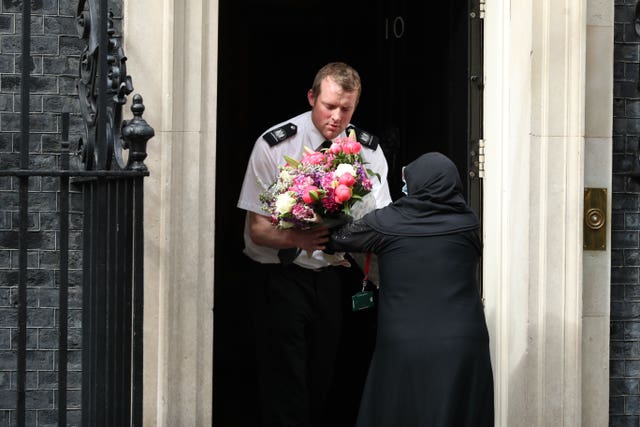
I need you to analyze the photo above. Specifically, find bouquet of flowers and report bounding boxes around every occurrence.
[260,130,380,230]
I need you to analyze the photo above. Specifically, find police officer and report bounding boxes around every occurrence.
[237,62,392,427]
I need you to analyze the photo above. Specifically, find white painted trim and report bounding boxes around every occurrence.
[483,0,597,425]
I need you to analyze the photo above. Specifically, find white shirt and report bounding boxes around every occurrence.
[237,111,392,269]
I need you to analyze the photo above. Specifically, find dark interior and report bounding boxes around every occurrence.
[214,0,474,425]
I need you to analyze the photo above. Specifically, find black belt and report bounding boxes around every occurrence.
[257,260,336,274]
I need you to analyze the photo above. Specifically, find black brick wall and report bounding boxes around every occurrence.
[0,1,121,425]
[612,1,640,425]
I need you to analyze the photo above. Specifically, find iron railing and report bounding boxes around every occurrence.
[0,0,153,425]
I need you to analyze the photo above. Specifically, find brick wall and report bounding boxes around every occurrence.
[612,1,640,425]
[0,1,121,425]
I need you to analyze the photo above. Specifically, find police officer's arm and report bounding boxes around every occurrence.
[248,211,330,253]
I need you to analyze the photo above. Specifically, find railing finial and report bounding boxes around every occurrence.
[122,94,154,172]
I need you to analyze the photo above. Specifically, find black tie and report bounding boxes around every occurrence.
[278,247,301,265]
[316,139,332,151]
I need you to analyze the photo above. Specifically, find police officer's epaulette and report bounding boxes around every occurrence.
[262,123,297,146]
[346,125,379,151]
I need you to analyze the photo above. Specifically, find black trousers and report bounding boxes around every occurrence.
[253,262,343,427]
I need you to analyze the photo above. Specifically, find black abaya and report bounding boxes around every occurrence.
[328,152,494,427]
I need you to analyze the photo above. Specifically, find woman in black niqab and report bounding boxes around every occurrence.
[364,151,479,236]
[329,152,494,427]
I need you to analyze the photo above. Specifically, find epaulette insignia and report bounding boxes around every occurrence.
[263,123,297,146]
[346,125,379,151]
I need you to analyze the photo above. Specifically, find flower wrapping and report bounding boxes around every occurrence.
[260,130,380,230]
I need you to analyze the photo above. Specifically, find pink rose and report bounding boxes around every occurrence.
[338,173,356,187]
[334,184,352,204]
[302,185,319,204]
[329,142,342,154]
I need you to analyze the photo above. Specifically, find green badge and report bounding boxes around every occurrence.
[352,290,374,311]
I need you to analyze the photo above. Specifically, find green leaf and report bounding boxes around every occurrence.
[310,190,322,202]
[284,155,300,168]
[367,168,381,183]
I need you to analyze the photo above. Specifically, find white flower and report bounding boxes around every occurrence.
[275,192,296,214]
[279,169,293,185]
[334,163,356,178]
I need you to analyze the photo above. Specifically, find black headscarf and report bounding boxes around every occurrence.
[364,152,480,236]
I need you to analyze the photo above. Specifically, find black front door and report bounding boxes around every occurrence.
[214,1,482,425]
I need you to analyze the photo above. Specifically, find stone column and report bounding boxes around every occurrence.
[123,0,217,425]
[483,0,606,425]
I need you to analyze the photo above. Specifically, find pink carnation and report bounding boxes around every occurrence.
[329,142,342,155]
[343,140,361,154]
[301,151,325,165]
